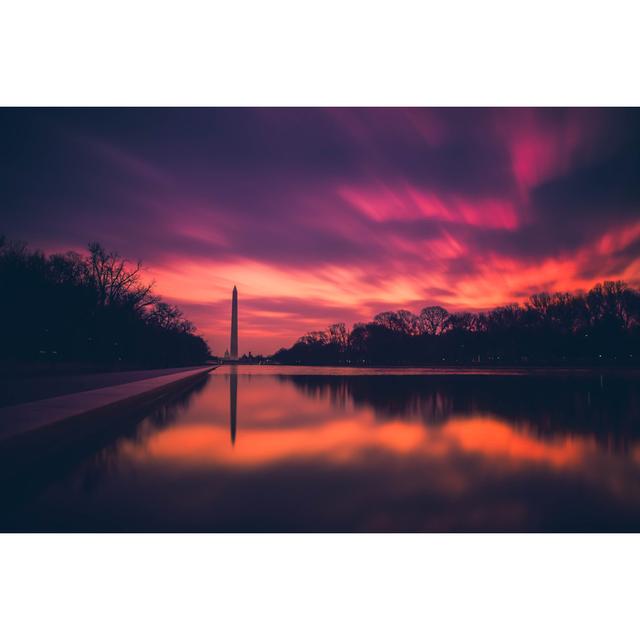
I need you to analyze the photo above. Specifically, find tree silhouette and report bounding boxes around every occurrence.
[419,306,450,336]
[274,281,640,366]
[0,238,210,368]
[88,242,158,310]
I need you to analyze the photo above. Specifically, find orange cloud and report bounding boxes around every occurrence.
[122,408,589,473]
[140,216,640,353]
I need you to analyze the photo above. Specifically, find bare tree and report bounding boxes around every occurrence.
[88,242,157,310]
[373,310,420,335]
[396,310,420,335]
[299,330,330,346]
[449,311,482,332]
[348,322,370,353]
[148,302,182,330]
[587,280,639,330]
[328,322,349,349]
[48,251,90,285]
[419,306,450,335]
[527,292,552,317]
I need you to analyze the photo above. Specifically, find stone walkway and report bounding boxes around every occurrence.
[0,366,212,408]
[0,366,215,443]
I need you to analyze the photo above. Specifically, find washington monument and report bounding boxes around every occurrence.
[230,285,238,359]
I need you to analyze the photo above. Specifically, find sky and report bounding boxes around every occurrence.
[2,107,640,355]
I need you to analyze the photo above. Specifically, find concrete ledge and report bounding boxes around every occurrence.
[0,366,215,444]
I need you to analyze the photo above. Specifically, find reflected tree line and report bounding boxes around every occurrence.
[274,281,640,365]
[286,373,640,452]
[0,237,210,368]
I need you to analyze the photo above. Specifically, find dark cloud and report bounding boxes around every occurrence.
[1,107,640,352]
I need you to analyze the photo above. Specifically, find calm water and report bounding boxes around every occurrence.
[3,365,640,532]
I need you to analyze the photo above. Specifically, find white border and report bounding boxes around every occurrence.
[1,534,639,639]
[1,1,639,106]
[1,2,639,638]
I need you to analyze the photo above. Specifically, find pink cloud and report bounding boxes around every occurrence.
[339,182,519,230]
[495,109,603,197]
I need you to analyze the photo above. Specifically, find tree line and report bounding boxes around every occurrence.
[274,281,640,366]
[0,237,210,368]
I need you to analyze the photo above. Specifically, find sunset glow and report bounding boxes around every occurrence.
[3,108,640,354]
[127,414,590,471]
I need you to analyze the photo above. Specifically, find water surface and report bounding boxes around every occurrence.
[3,365,640,532]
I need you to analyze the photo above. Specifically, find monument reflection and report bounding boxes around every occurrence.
[4,366,640,532]
[229,366,237,445]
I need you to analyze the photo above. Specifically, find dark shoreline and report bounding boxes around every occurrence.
[0,367,214,490]
[0,364,216,408]
[260,362,640,372]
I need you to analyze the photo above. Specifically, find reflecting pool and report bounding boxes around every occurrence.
[3,366,640,532]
